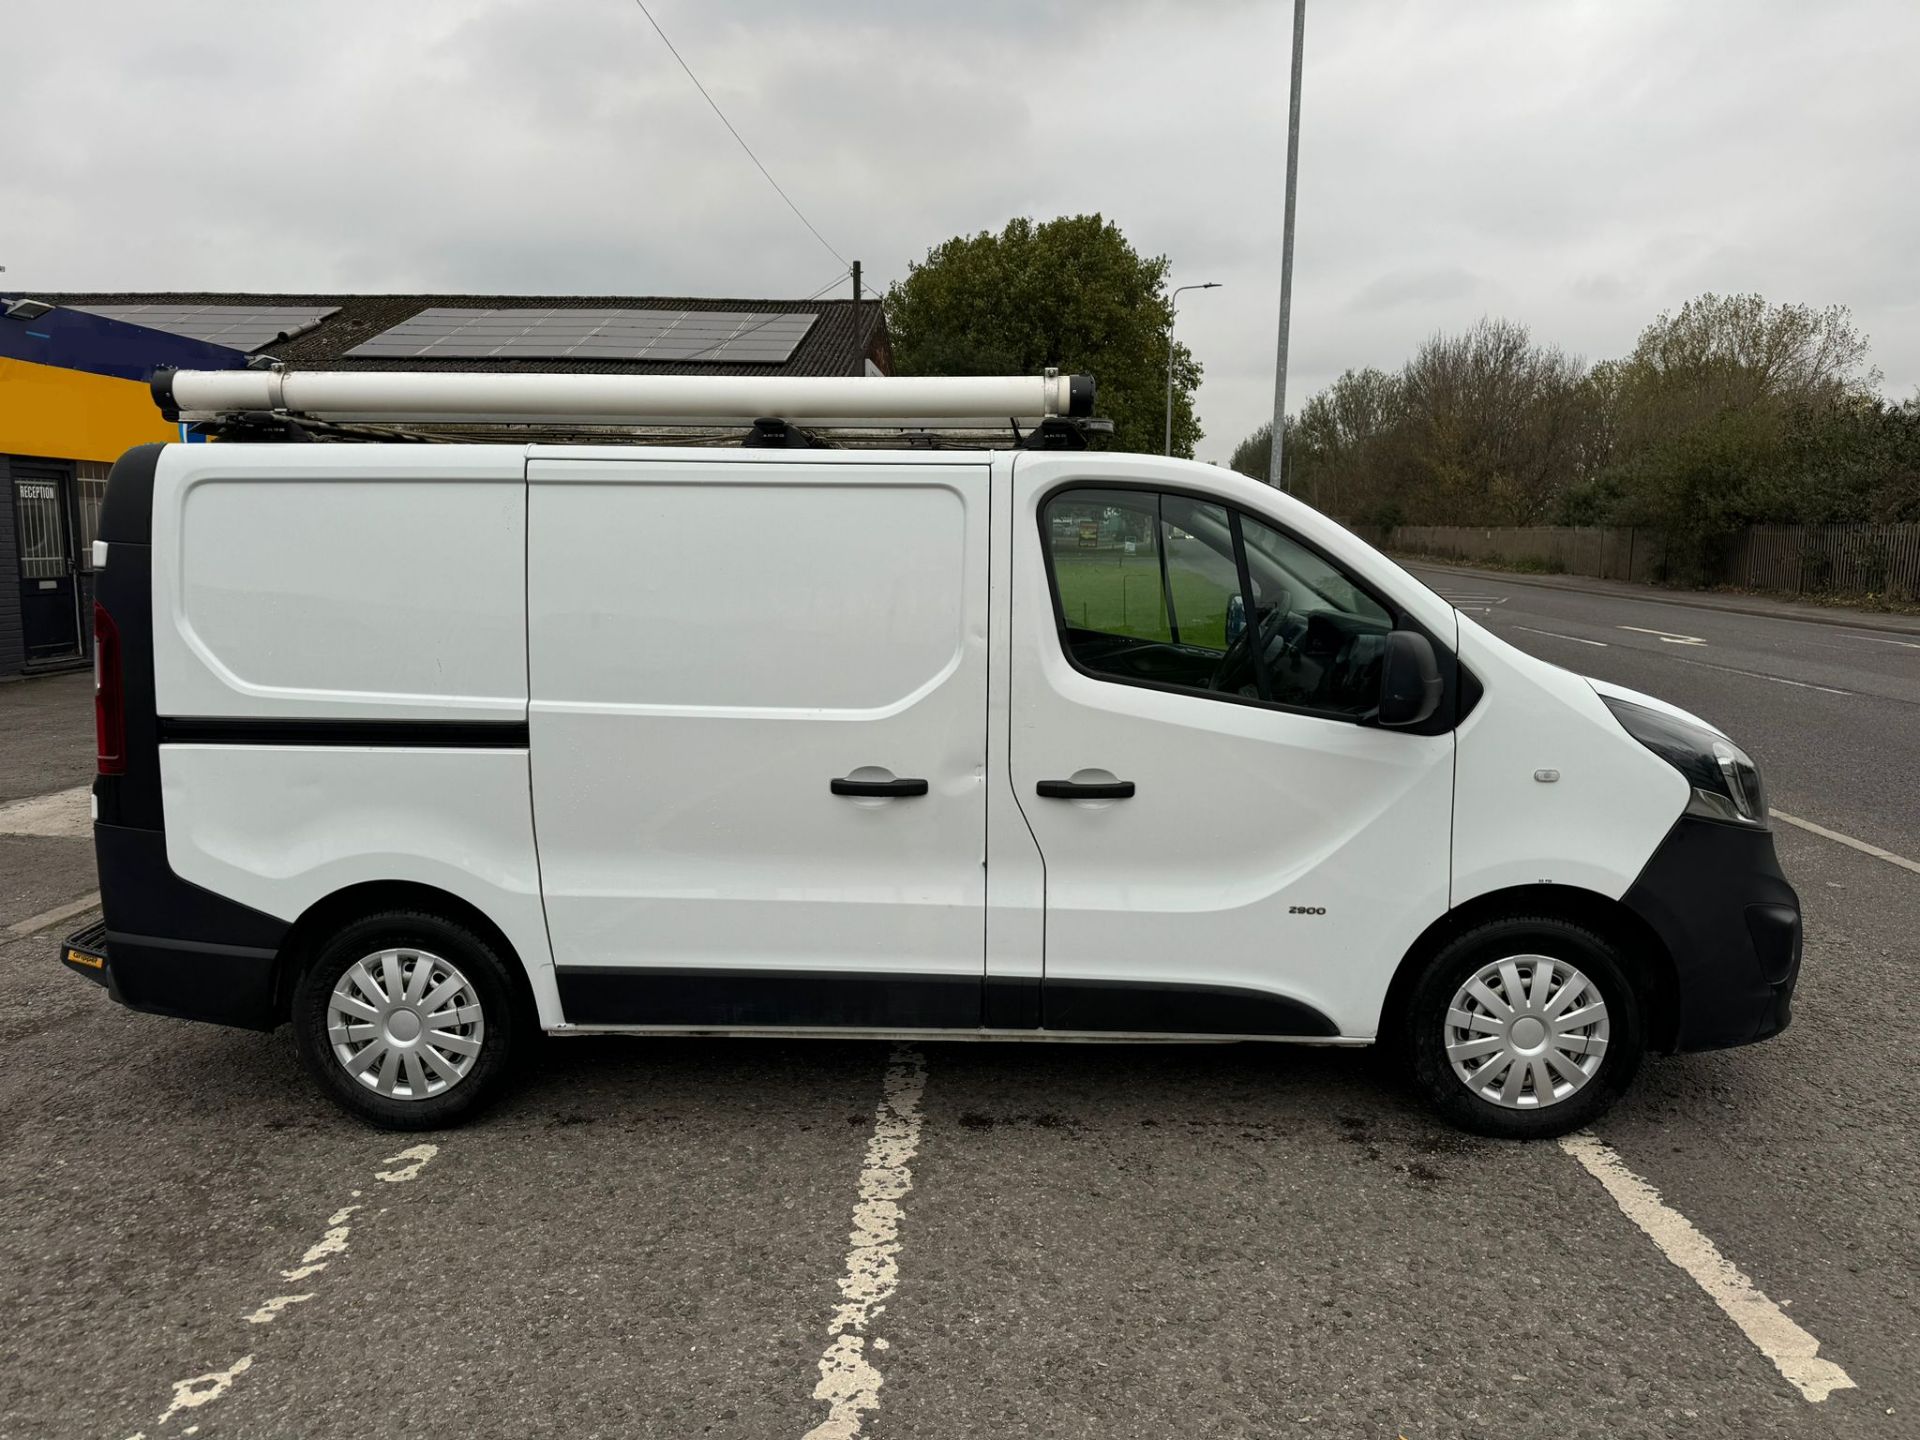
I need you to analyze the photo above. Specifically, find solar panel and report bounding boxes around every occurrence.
[73,304,339,352]
[345,308,819,364]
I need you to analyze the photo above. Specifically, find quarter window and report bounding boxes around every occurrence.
[1042,488,1397,720]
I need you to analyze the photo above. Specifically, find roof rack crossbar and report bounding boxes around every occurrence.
[154,368,1096,428]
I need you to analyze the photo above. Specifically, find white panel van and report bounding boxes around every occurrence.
[62,376,1801,1139]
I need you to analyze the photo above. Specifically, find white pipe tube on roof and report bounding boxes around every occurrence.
[160,369,1093,425]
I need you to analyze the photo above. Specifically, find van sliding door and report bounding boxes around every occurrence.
[527,454,991,1030]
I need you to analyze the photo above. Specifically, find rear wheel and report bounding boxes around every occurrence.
[1403,916,1644,1139]
[291,910,526,1130]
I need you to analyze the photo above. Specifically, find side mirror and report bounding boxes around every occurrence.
[1377,630,1442,727]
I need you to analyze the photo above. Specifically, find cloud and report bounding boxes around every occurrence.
[2,0,1916,458]
[1349,267,1482,312]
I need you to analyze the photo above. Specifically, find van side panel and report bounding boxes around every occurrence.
[157,745,560,1025]
[151,447,527,721]
[526,454,990,1026]
[127,445,557,1026]
[1450,615,1687,905]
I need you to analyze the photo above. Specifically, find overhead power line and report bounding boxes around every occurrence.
[630,0,849,270]
[679,267,850,363]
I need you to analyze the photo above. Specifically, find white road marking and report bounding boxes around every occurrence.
[1658,653,1855,697]
[376,1144,438,1183]
[1772,810,1920,876]
[5,891,101,939]
[1748,673,1852,695]
[155,1354,254,1427]
[1514,625,1608,647]
[1845,633,1920,649]
[243,1294,313,1325]
[1560,1132,1853,1403]
[0,784,91,839]
[128,1153,441,1433]
[801,1044,927,1440]
[1618,625,1707,646]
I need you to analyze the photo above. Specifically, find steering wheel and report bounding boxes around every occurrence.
[1208,591,1292,693]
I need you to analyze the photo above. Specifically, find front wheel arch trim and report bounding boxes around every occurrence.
[1376,884,1679,1053]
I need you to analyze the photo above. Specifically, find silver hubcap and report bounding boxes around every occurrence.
[327,948,485,1101]
[1445,954,1609,1110]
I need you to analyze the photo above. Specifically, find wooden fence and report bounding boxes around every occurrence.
[1347,522,1920,600]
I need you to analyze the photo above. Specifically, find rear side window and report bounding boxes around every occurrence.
[1041,488,1395,720]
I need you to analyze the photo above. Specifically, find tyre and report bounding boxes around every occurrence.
[291,909,528,1130]
[1402,915,1645,1140]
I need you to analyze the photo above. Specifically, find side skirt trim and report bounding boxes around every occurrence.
[555,966,1342,1038]
[551,1025,1372,1045]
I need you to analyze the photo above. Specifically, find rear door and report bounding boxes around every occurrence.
[528,451,991,1029]
[1006,454,1456,1040]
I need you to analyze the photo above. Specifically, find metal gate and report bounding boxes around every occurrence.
[13,473,81,662]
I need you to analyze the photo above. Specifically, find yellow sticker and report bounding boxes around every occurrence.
[66,949,104,970]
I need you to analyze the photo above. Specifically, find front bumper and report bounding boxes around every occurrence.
[1622,816,1801,1051]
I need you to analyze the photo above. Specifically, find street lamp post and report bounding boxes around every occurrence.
[1267,0,1307,490]
[1165,281,1221,455]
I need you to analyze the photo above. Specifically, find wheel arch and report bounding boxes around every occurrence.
[1378,884,1680,1052]
[272,880,541,1025]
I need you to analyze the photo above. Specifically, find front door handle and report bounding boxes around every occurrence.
[831,776,929,797]
[1036,779,1136,800]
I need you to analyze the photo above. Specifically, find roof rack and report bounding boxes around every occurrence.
[152,367,1095,430]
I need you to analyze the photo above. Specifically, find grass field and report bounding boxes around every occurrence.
[1050,547,1235,648]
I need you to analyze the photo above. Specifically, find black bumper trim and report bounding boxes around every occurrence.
[82,821,290,1030]
[1622,816,1801,1051]
[101,931,282,1030]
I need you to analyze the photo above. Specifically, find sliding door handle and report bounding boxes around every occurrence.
[831,776,929,797]
[1036,779,1136,800]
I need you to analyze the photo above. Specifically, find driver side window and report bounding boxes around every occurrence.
[1041,488,1396,721]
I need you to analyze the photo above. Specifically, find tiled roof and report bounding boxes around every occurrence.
[32,291,891,377]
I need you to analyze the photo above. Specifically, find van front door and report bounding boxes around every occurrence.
[1006,455,1455,1040]
[527,455,990,1030]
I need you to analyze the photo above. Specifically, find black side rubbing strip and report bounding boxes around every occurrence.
[158,717,531,748]
[1043,977,1339,1037]
[557,968,987,1029]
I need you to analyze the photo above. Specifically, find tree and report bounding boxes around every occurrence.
[884,215,1202,456]
[1621,293,1877,424]
[1397,318,1590,525]
[1223,290,1903,553]
[1229,421,1273,483]
[1605,295,1881,573]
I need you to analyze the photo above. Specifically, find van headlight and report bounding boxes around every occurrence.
[1602,697,1769,829]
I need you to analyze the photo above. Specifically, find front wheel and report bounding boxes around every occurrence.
[1403,916,1645,1139]
[291,910,527,1130]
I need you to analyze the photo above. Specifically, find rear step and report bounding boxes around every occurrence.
[61,919,110,986]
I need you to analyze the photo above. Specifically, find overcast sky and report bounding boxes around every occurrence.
[3,0,1915,459]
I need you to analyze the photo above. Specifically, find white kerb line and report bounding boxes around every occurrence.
[801,1043,927,1440]
[1560,1131,1853,1403]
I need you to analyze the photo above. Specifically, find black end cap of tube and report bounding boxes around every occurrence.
[149,367,179,422]
[1068,374,1096,417]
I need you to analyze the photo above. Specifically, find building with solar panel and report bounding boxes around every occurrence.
[0,290,891,678]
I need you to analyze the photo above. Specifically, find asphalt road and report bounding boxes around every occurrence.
[2,574,1917,1440]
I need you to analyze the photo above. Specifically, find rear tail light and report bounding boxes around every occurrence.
[94,602,125,775]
